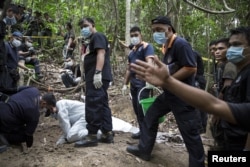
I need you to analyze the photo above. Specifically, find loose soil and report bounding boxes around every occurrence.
[0,67,212,167]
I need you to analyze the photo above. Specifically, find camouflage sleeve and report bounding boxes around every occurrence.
[222,62,237,80]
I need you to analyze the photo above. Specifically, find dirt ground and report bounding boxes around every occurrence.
[0,75,212,167]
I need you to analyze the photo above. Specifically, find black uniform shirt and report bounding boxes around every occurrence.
[228,103,250,132]
[84,32,112,82]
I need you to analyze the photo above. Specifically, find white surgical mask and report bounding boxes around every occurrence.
[11,38,21,48]
[130,37,140,46]
[25,41,33,48]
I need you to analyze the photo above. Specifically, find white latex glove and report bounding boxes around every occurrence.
[145,82,154,89]
[93,73,103,89]
[27,68,34,73]
[122,85,128,96]
[25,57,31,62]
[65,69,73,75]
[74,77,81,83]
[56,137,67,146]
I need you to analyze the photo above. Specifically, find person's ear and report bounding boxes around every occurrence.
[243,47,250,58]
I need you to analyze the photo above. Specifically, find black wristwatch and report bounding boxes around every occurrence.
[95,70,102,74]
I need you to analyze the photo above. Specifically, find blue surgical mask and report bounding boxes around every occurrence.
[153,32,167,45]
[130,37,140,46]
[11,38,21,48]
[81,27,92,38]
[4,16,17,26]
[226,46,245,64]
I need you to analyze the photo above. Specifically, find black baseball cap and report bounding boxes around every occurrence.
[151,16,176,33]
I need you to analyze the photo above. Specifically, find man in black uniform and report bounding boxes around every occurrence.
[129,57,250,133]
[0,86,40,153]
[126,16,205,167]
[75,17,113,147]
[4,31,23,91]
[219,27,250,151]
[131,26,250,152]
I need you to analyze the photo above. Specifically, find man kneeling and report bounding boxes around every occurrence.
[41,93,88,145]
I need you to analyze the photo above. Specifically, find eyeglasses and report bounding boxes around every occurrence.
[130,34,139,38]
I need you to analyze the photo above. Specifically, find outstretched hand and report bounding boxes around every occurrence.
[130,56,170,88]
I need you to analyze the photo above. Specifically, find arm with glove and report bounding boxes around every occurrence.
[122,67,130,96]
[93,48,105,89]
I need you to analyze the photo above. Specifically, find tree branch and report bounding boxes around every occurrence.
[183,0,235,14]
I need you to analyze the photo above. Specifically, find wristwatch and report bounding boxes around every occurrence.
[95,70,102,74]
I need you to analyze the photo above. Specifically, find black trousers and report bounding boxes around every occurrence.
[139,93,205,167]
[85,80,112,134]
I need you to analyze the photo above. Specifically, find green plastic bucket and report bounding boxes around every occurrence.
[139,97,165,123]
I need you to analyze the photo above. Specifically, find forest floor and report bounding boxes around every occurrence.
[0,60,213,167]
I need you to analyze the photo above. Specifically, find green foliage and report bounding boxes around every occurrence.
[11,0,249,58]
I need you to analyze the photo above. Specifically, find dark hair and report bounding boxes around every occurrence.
[42,93,56,107]
[215,38,229,47]
[66,22,72,29]
[78,17,95,27]
[209,40,217,46]
[130,26,141,33]
[230,26,250,46]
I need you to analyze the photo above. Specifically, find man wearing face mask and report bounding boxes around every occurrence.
[3,7,17,27]
[217,26,250,151]
[4,31,23,90]
[121,26,154,139]
[18,37,43,80]
[75,17,113,147]
[126,16,205,167]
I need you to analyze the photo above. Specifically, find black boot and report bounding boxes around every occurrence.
[0,145,7,153]
[126,145,151,161]
[131,131,140,139]
[99,131,114,143]
[74,134,98,147]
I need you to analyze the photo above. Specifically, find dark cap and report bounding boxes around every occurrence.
[12,31,23,38]
[151,16,176,33]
